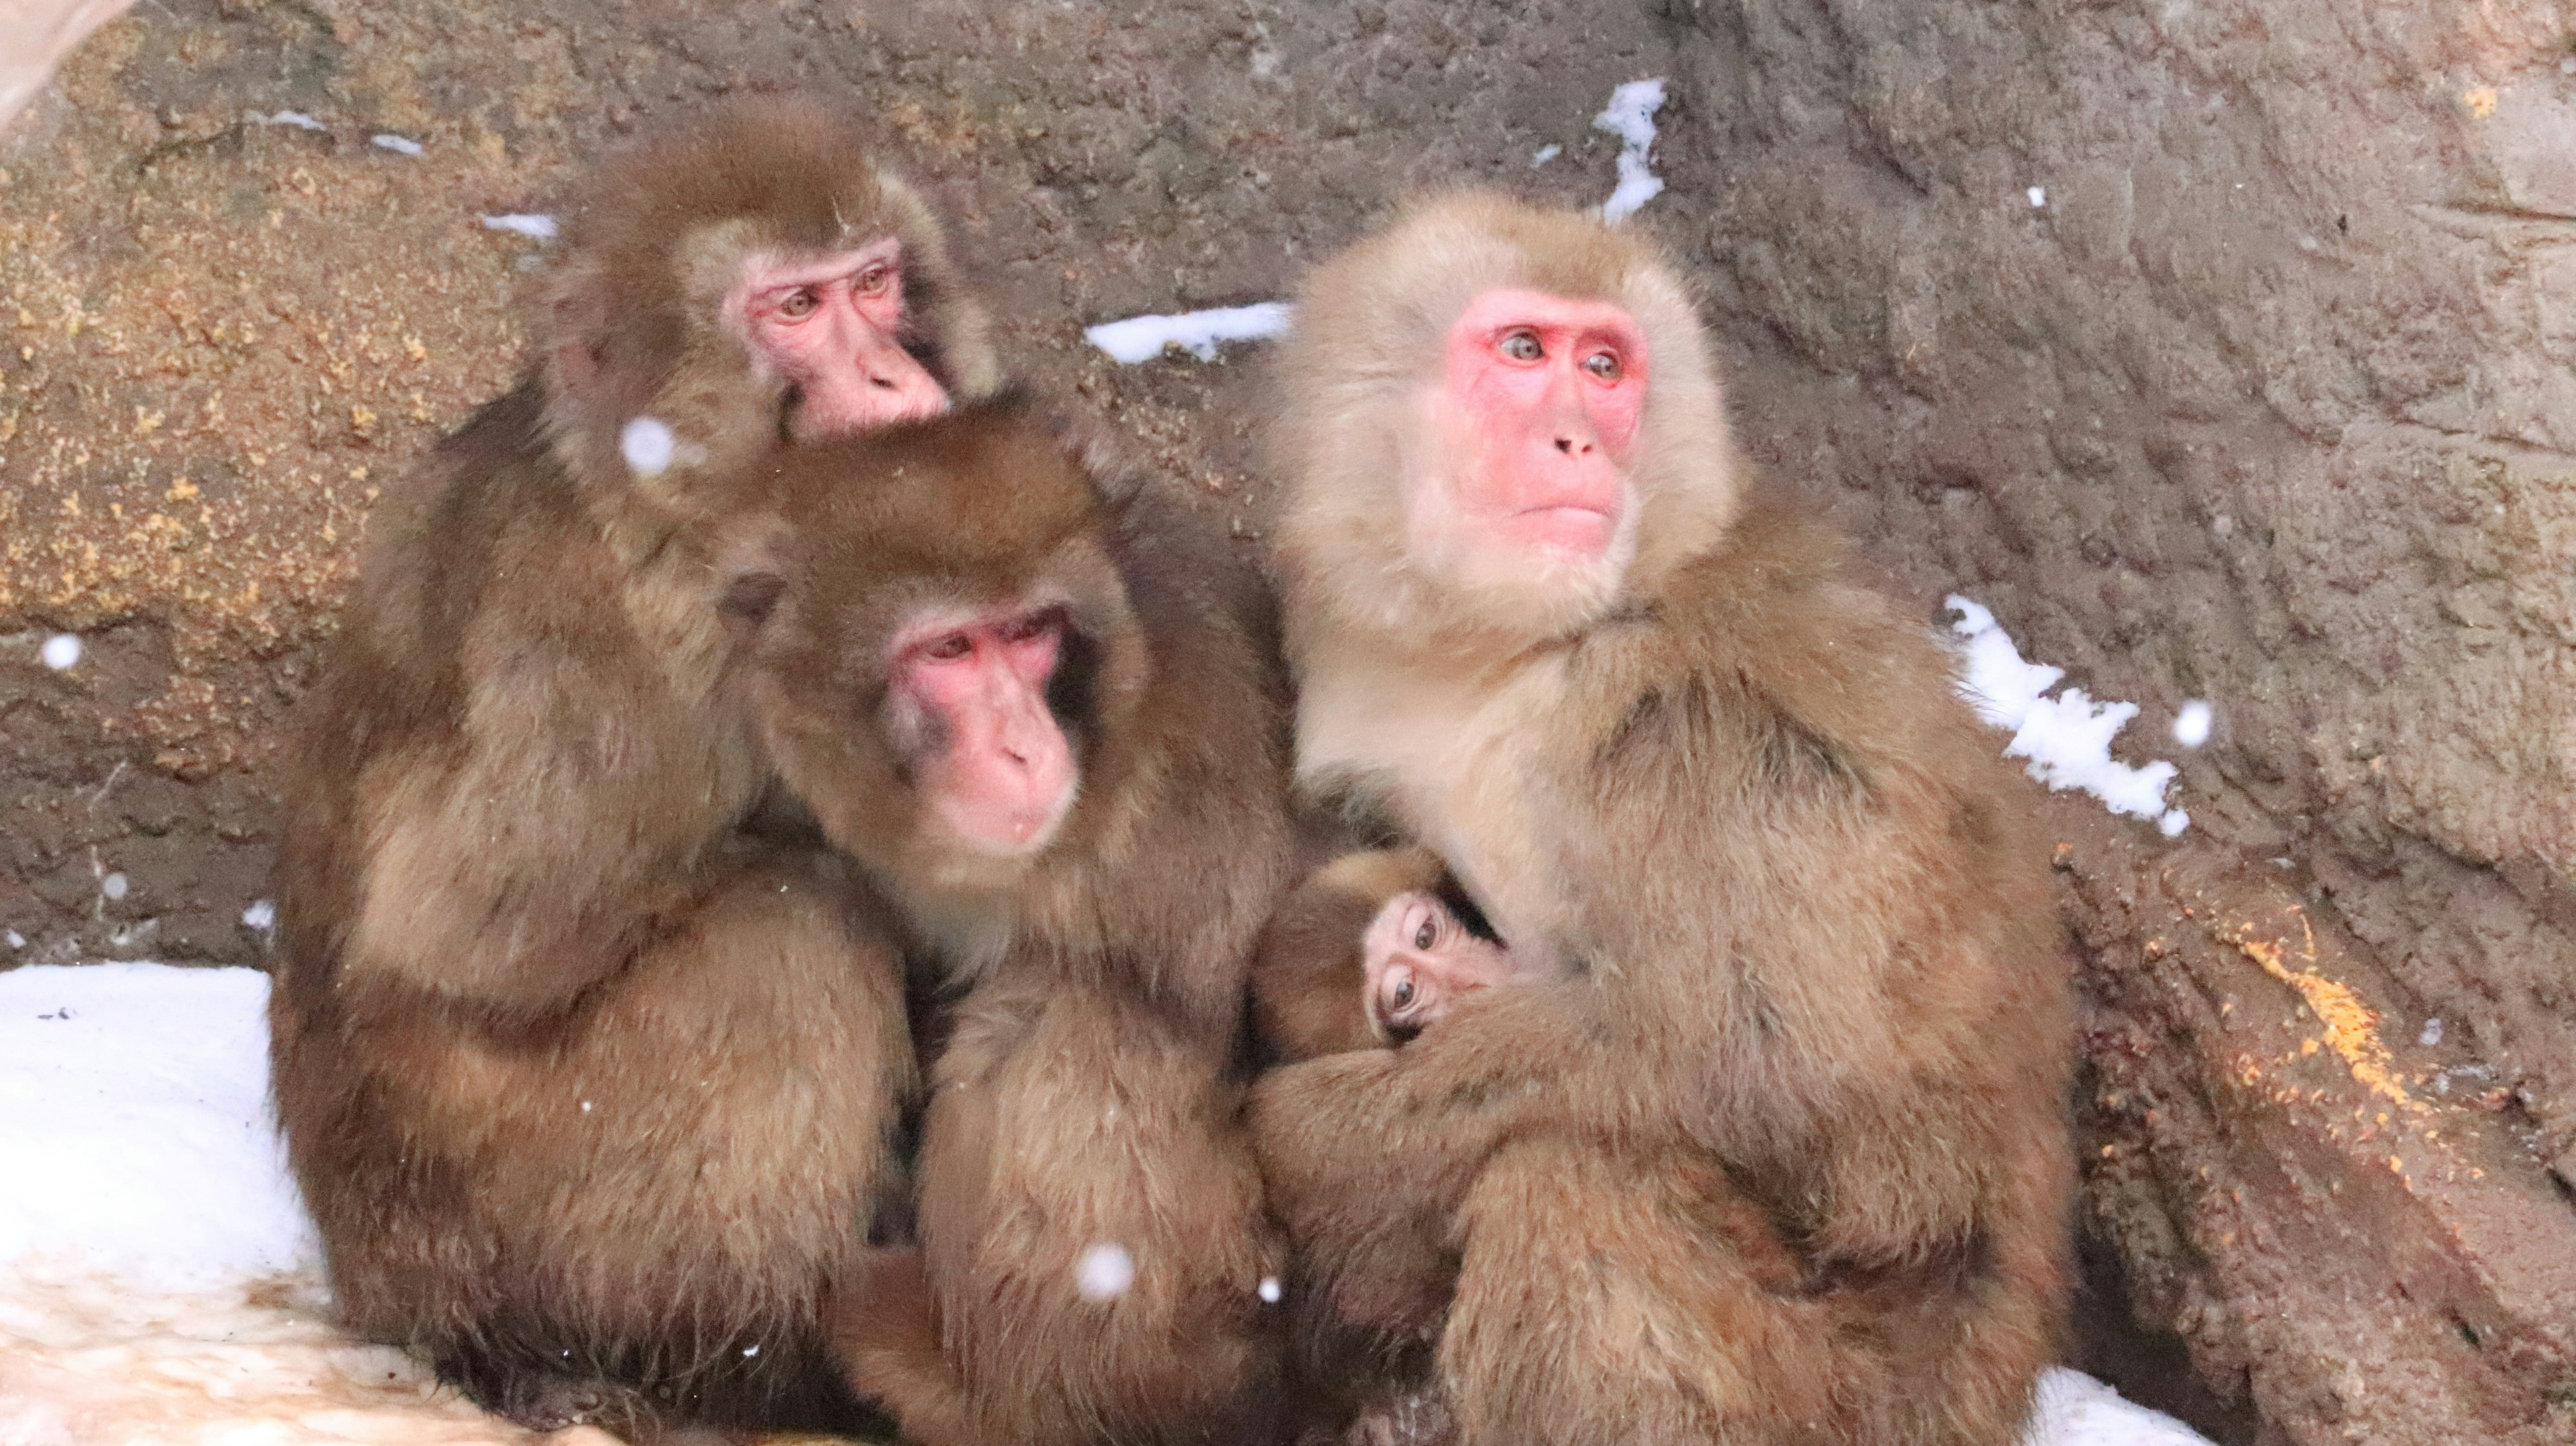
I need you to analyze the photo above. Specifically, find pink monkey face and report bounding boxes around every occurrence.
[1361,891,1516,1041]
[1437,289,1649,562]
[732,237,949,435]
[886,605,1078,857]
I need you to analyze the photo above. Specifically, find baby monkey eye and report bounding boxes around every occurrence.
[853,263,895,296]
[1583,351,1623,382]
[1392,979,1416,1009]
[776,289,820,321]
[1414,918,1437,950]
[1498,329,1544,363]
[924,633,973,661]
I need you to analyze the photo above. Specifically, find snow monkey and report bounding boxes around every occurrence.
[705,401,1292,1446]
[266,99,1001,1435]
[1252,848,1539,1060]
[1250,194,2075,1445]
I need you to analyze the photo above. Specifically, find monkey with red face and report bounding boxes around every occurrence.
[1252,196,2073,1445]
[267,100,1000,1435]
[702,402,1292,1446]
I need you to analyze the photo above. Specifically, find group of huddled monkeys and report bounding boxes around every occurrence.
[264,98,2073,1446]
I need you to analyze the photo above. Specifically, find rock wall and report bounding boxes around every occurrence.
[3,2,2571,1442]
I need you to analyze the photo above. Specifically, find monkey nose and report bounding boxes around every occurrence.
[1553,435,1596,456]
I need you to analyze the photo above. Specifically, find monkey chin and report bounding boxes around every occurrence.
[1441,513,1638,643]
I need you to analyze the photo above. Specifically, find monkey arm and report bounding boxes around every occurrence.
[1248,980,1649,1337]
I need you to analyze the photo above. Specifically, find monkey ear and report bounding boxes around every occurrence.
[543,259,614,400]
[718,570,788,640]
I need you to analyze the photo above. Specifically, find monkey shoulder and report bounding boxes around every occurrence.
[1635,502,1979,750]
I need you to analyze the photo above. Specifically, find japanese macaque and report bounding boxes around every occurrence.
[707,403,1291,1446]
[1252,848,1530,1060]
[266,99,999,1435]
[1250,194,2074,1445]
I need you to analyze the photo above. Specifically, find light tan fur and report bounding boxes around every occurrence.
[267,98,998,1435]
[1251,194,2073,1446]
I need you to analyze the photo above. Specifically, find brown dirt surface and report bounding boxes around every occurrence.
[5,2,2575,1443]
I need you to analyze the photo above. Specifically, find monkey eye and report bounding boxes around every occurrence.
[1584,350,1623,382]
[853,263,895,296]
[1392,977,1416,1009]
[775,288,820,321]
[1497,329,1544,363]
[922,632,973,661]
[1413,917,1437,950]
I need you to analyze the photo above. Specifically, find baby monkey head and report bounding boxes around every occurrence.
[722,401,1147,891]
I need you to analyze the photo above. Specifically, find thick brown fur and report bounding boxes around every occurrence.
[1250,847,1446,1063]
[1250,194,2074,1445]
[266,98,998,1433]
[714,403,1293,1445]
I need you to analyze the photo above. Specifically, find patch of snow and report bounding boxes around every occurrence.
[40,633,80,670]
[2029,185,2048,208]
[1593,78,1668,223]
[2420,1017,2444,1047]
[1256,1276,1282,1304]
[99,872,127,901]
[2019,1368,2217,1446]
[2171,700,2213,748]
[1947,597,2188,835]
[478,213,557,240]
[1532,143,1562,166]
[4,931,22,949]
[258,111,325,131]
[370,133,425,158]
[0,964,313,1286]
[1084,302,1293,364]
[1074,1242,1134,1302]
[620,416,676,478]
[241,899,276,931]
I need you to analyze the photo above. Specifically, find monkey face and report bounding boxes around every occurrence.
[879,602,1081,856]
[1436,289,1647,561]
[723,406,1144,891]
[1360,890,1517,1042]
[727,235,951,436]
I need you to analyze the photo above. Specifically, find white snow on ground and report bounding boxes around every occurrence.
[370,132,425,157]
[1593,78,1668,223]
[0,964,579,1445]
[0,962,2210,1445]
[39,633,79,671]
[1948,596,2190,836]
[257,110,325,131]
[2018,1368,2215,1446]
[478,213,557,240]
[1083,301,1293,364]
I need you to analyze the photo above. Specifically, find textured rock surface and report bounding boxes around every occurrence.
[3,2,2572,1443]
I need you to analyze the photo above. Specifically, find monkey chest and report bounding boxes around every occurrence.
[1296,660,1567,944]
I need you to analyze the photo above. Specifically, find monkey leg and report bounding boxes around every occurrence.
[847,983,1285,1445]
[292,850,914,1433]
[1437,1138,2047,1446]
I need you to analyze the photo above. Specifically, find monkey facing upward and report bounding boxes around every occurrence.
[266,99,1000,1435]
[1252,848,1532,1060]
[1250,195,2073,1445]
[708,402,1292,1446]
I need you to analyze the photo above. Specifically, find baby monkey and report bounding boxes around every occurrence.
[1252,849,1546,1060]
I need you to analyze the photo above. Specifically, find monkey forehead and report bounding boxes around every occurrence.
[731,236,904,297]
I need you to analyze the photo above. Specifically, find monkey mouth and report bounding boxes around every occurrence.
[1509,503,1620,556]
